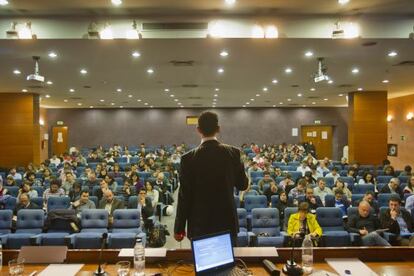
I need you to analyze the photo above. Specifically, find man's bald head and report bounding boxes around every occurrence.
[104,190,114,202]
[358,200,371,218]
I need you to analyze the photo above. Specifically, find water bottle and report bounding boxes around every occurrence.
[301,234,313,274]
[134,237,145,276]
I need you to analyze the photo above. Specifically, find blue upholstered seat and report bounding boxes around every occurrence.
[251,208,284,247]
[316,207,350,246]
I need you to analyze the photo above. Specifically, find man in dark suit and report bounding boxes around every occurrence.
[98,190,124,225]
[133,188,154,220]
[380,178,404,199]
[174,111,248,244]
[301,187,323,214]
[380,196,414,246]
[13,193,41,217]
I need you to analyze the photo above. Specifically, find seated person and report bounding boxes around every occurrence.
[61,172,76,194]
[287,202,323,246]
[130,172,144,192]
[380,195,414,246]
[357,191,380,213]
[4,175,17,187]
[275,191,294,227]
[116,179,136,205]
[26,171,42,187]
[347,200,390,246]
[304,171,316,187]
[334,190,349,218]
[313,178,334,205]
[301,187,323,213]
[70,189,96,217]
[403,176,414,194]
[135,188,154,222]
[96,179,110,201]
[43,179,65,208]
[406,194,414,212]
[380,178,404,199]
[258,172,276,192]
[264,183,281,204]
[279,173,295,194]
[325,167,340,183]
[332,179,352,201]
[13,193,41,221]
[399,165,412,177]
[84,172,100,193]
[68,182,82,202]
[104,175,118,191]
[152,172,171,192]
[296,161,311,177]
[98,190,125,225]
[288,178,307,202]
[0,182,8,197]
[358,172,377,185]
[145,181,159,208]
[17,181,38,201]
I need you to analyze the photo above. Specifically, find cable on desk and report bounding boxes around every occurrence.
[235,258,253,276]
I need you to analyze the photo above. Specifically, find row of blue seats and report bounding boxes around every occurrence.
[236,206,414,247]
[0,209,146,249]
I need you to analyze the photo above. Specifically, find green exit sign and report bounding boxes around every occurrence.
[314,120,321,124]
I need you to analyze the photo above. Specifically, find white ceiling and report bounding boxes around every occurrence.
[1,0,413,16]
[0,38,413,109]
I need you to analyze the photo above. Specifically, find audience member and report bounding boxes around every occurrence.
[359,191,380,213]
[98,190,125,224]
[325,167,340,183]
[279,174,295,194]
[4,176,16,187]
[263,183,281,204]
[403,176,414,194]
[18,181,38,200]
[399,165,412,177]
[145,181,159,208]
[62,172,76,194]
[71,190,96,217]
[332,179,352,200]
[116,179,135,205]
[313,179,334,205]
[302,187,323,213]
[13,193,40,217]
[43,179,65,207]
[297,161,311,177]
[8,168,22,181]
[334,190,349,217]
[288,178,307,200]
[258,171,276,191]
[358,172,376,185]
[380,178,404,199]
[287,202,322,246]
[68,182,82,202]
[275,191,294,226]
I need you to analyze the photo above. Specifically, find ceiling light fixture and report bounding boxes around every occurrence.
[217,67,224,74]
[111,102,115,106]
[0,0,9,6]
[100,99,105,102]
[305,51,314,57]
[100,23,114,40]
[357,87,363,91]
[128,94,133,98]
[116,88,122,92]
[120,106,124,108]
[338,0,350,5]
[137,99,142,102]
[407,112,414,120]
[312,102,316,105]
[328,80,334,84]
[215,88,220,91]
[262,87,268,92]
[13,69,21,75]
[285,67,292,74]
[225,0,236,6]
[170,94,175,98]
[252,25,265,38]
[77,103,82,106]
[144,103,148,106]
[126,20,141,39]
[297,93,302,97]
[279,102,283,105]
[287,98,292,102]
[208,21,225,38]
[382,80,389,83]
[256,94,260,97]
[214,94,218,97]
[46,81,53,85]
[324,98,328,101]
[164,89,170,92]
[388,51,398,57]
[18,22,34,39]
[64,99,68,103]
[45,94,50,98]
[310,88,316,91]
[147,68,154,74]
[339,94,344,96]
[89,106,94,109]
[220,50,229,57]
[264,25,278,39]
[351,67,360,74]
[111,0,122,6]
[332,22,360,39]
[80,69,88,75]
[272,79,278,84]
[387,115,393,122]
[69,88,75,92]
[132,51,141,58]
[22,89,28,92]
[48,52,58,58]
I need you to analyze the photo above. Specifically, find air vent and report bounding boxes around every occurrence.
[394,61,414,66]
[291,84,300,88]
[192,103,203,107]
[142,22,208,31]
[337,84,353,88]
[181,84,198,88]
[288,103,299,106]
[27,84,44,89]
[69,97,82,100]
[83,85,91,89]
[170,60,195,67]
[361,41,377,47]
[187,96,202,100]
[307,96,320,99]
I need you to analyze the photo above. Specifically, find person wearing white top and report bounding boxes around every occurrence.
[297,161,311,177]
[145,181,159,208]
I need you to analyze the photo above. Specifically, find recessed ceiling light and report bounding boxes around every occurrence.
[0,0,9,6]
[285,67,292,74]
[13,69,21,75]
[69,88,75,92]
[116,88,122,92]
[170,94,175,98]
[150,106,154,108]
[324,98,328,101]
[302,105,307,107]
[310,88,316,91]
[339,94,344,96]
[132,51,141,58]
[48,52,57,58]
[111,0,122,6]
[272,105,276,107]
[242,105,246,108]
[246,102,250,105]
[256,94,260,97]
[220,50,229,57]
[279,102,283,105]
[388,51,398,57]
[338,0,350,5]
[89,106,94,108]
[100,99,105,102]
[137,99,142,102]
[22,89,28,92]
[111,102,115,106]
[215,88,220,91]
[287,98,292,101]
[174,99,178,102]
[46,81,53,85]
[382,80,389,83]
[351,67,360,74]
[328,80,334,84]
[178,102,182,105]
[297,93,302,97]
[120,106,124,108]
[45,94,50,98]
[80,69,88,75]
[214,94,218,97]
[357,87,363,91]
[217,67,224,74]
[128,94,133,98]
[64,99,68,103]
[164,88,170,92]
[213,99,217,102]
[305,51,314,57]
[144,103,148,106]
[312,102,316,105]
[262,87,268,92]
[147,68,154,74]
[250,98,254,101]
[272,79,278,84]
[180,106,184,108]
[77,103,82,106]
[225,0,236,6]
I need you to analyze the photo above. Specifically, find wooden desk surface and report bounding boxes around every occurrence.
[0,262,413,276]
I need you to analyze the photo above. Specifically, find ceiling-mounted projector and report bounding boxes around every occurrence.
[313,57,330,83]
[27,56,45,84]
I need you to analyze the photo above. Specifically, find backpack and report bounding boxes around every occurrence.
[146,223,169,248]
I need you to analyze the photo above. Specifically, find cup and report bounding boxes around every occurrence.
[8,258,25,276]
[116,260,131,276]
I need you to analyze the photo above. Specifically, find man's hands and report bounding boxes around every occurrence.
[359,228,368,236]
[390,209,398,220]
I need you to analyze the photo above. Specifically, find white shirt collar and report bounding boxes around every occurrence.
[201,136,217,144]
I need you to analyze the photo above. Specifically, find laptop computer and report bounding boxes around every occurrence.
[191,231,249,276]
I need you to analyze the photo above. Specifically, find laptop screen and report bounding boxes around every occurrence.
[192,232,234,273]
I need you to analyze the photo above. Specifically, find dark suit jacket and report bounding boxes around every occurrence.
[174,140,248,240]
[98,198,125,216]
[380,185,404,199]
[380,208,414,235]
[130,197,154,219]
[13,202,41,216]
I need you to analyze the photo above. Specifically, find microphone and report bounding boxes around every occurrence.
[282,234,304,276]
[94,232,108,276]
[262,259,280,276]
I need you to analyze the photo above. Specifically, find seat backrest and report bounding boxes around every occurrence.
[283,207,298,231]
[377,176,393,184]
[237,208,247,230]
[351,194,365,206]
[338,177,354,187]
[250,171,264,179]
[270,195,279,207]
[288,171,302,181]
[89,196,98,207]
[398,176,409,184]
[112,209,140,229]
[324,194,336,207]
[318,177,335,188]
[0,209,13,234]
[30,197,44,207]
[81,209,108,229]
[378,193,400,208]
[128,196,138,209]
[316,207,345,231]
[245,190,259,196]
[7,186,19,197]
[353,184,374,194]
[251,208,280,236]
[47,196,71,211]
[244,195,268,212]
[16,209,45,233]
[32,186,44,197]
[4,196,17,210]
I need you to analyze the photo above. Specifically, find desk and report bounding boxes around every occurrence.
[0,262,413,276]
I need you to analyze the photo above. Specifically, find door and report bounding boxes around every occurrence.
[52,126,68,156]
[301,125,333,159]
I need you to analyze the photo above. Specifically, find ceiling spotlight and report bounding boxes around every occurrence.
[285,67,292,74]
[0,0,9,6]
[310,88,316,91]
[132,51,141,58]
[246,102,250,105]
[332,22,360,39]
[144,103,149,106]
[265,25,278,39]
[242,105,246,108]
[279,102,283,105]
[89,106,94,109]
[111,102,115,106]
[287,98,292,102]
[137,99,142,102]
[13,69,21,75]
[128,94,133,98]
[147,68,154,74]
[388,51,398,57]
[100,23,114,40]
[387,115,393,122]
[208,21,225,38]
[215,88,220,91]
[213,98,217,102]
[116,88,122,92]
[80,69,88,75]
[256,94,260,97]
[262,87,268,92]
[252,25,265,38]
[272,79,278,84]
[272,105,276,108]
[214,94,218,97]
[111,0,122,6]
[48,52,58,58]
[357,87,363,91]
[406,112,414,120]
[150,106,154,108]
[217,67,224,74]
[250,98,254,101]
[339,94,344,96]
[170,94,175,98]
[338,0,350,5]
[22,89,28,92]
[220,50,229,57]
[351,67,360,74]
[100,99,105,102]
[164,88,170,92]
[328,80,334,84]
[45,94,50,98]
[305,51,314,57]
[312,102,316,105]
[46,81,53,85]
[64,99,68,103]
[297,93,302,97]
[174,99,178,102]
[77,103,82,106]
[382,80,389,83]
[126,20,141,39]
[225,0,236,5]
[69,88,75,92]
[324,98,328,101]
[120,106,124,108]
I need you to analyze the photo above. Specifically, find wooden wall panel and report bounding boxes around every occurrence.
[348,91,387,165]
[0,93,41,168]
[388,94,414,170]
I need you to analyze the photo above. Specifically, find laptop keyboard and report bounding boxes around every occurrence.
[209,266,249,276]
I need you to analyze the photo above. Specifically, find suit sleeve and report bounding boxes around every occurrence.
[174,154,192,234]
[234,149,248,191]
[380,211,399,234]
[346,215,360,233]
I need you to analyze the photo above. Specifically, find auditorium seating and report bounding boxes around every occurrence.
[108,209,146,248]
[69,209,108,249]
[251,208,284,247]
[316,207,351,246]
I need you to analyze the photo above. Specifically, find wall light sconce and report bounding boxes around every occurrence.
[387,115,393,122]
[407,112,414,120]
[332,22,360,39]
[252,24,278,39]
[126,20,141,39]
[6,22,36,39]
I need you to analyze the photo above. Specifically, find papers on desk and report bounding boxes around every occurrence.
[38,264,84,276]
[118,248,167,257]
[326,258,378,276]
[234,247,278,257]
